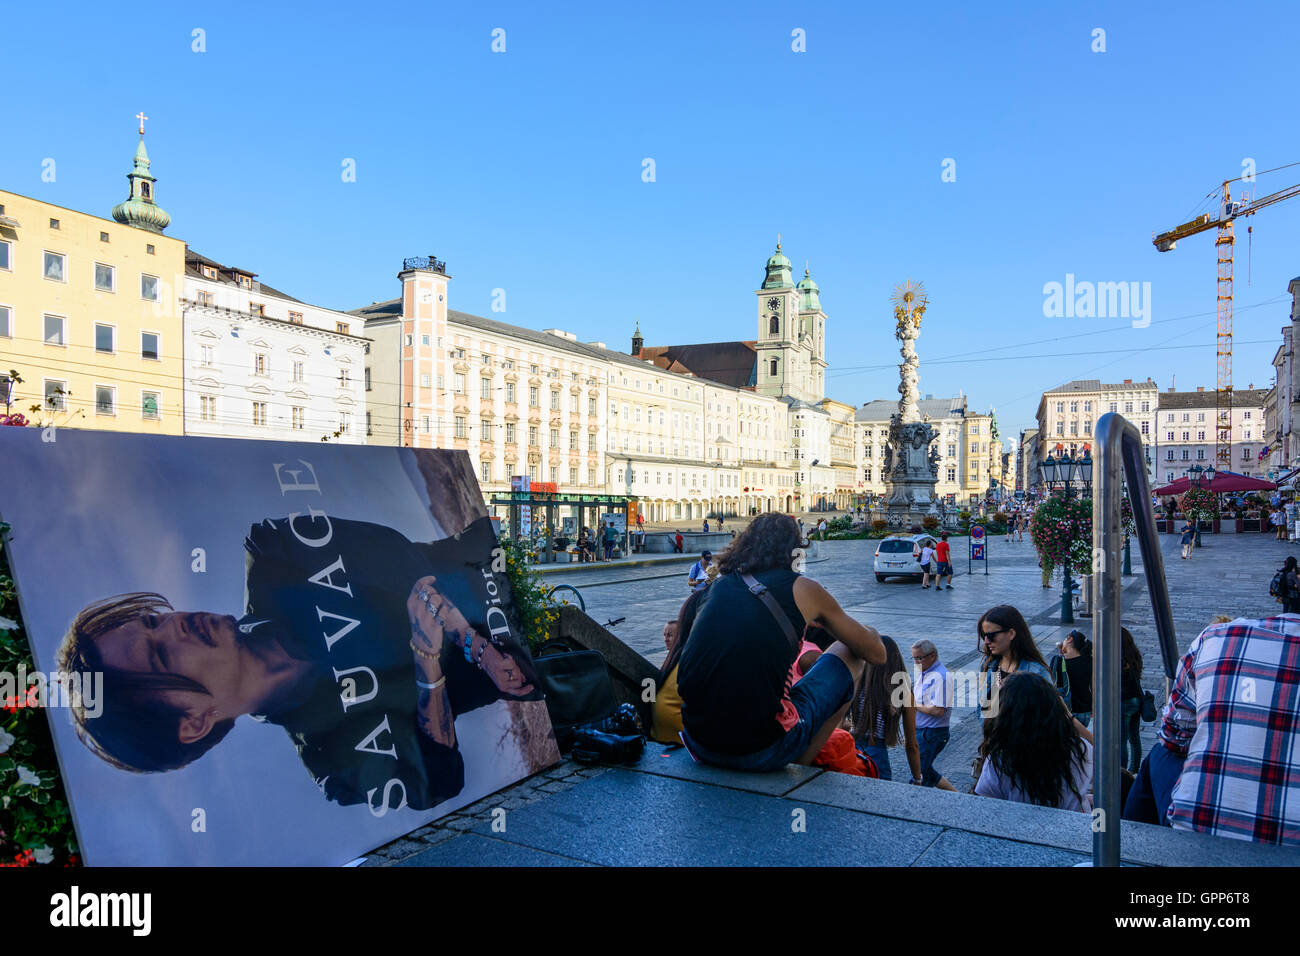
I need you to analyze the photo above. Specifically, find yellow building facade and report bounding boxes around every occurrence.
[0,186,186,433]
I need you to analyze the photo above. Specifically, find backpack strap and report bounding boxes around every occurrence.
[739,572,800,650]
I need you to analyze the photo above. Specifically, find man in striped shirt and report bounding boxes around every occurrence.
[1159,614,1300,846]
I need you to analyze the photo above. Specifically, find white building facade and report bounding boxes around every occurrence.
[182,252,367,443]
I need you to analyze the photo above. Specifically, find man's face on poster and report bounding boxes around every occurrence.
[95,611,242,743]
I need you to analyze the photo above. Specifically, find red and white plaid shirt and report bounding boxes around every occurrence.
[1159,614,1300,845]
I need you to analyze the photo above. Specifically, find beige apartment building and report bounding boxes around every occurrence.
[1152,386,1270,484]
[1036,378,1158,486]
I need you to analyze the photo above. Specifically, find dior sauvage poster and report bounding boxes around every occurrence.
[0,429,559,865]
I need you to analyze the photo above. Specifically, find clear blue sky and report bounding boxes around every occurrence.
[4,0,1298,442]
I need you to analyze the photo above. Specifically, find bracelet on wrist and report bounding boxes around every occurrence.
[416,675,447,691]
[474,637,489,668]
[410,639,440,662]
[462,631,474,663]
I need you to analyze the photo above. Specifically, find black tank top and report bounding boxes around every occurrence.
[677,569,806,754]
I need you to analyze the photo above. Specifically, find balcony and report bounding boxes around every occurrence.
[402,255,447,274]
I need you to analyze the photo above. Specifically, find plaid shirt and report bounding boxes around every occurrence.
[1159,614,1300,845]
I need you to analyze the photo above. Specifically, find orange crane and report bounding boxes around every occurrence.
[1154,171,1300,468]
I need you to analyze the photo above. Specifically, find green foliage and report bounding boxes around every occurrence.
[0,523,80,867]
[497,535,559,649]
[921,515,940,530]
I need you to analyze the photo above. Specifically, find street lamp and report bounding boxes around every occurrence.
[1038,447,1093,624]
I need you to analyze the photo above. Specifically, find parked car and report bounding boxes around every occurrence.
[874,533,940,582]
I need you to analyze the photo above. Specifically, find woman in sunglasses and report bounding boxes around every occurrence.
[977,604,1094,740]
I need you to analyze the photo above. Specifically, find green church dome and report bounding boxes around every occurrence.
[111,135,171,234]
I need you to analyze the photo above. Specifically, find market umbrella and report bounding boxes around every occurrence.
[1153,471,1276,496]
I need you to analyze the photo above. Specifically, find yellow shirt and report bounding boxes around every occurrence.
[651,664,684,744]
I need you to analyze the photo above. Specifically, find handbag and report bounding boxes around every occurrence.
[532,640,619,751]
[1140,688,1158,723]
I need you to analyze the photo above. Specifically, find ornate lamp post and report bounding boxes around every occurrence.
[1039,447,1093,624]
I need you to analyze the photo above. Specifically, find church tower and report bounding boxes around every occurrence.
[755,240,805,400]
[111,114,171,234]
[797,263,827,401]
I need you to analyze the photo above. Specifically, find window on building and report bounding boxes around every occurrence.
[95,323,114,353]
[339,412,351,435]
[44,314,65,346]
[1182,431,1189,441]
[0,305,9,338]
[1197,430,1205,441]
[254,353,267,376]
[44,251,65,281]
[288,311,304,325]
[95,386,115,416]
[252,402,267,426]
[480,378,492,400]
[1181,449,1189,460]
[453,373,465,394]
[1244,411,1252,420]
[44,380,67,411]
[338,369,350,388]
[200,395,216,421]
[588,397,596,416]
[481,419,492,440]
[550,427,559,447]
[198,289,214,307]
[570,467,578,485]
[454,416,466,438]
[482,460,492,482]
[551,390,560,410]
[1197,449,1206,460]
[1166,450,1174,460]
[549,467,558,484]
[94,262,115,292]
[529,425,538,446]
[140,274,159,301]
[1140,421,1148,436]
[1166,431,1174,441]
[505,382,516,403]
[529,386,539,407]
[200,344,214,367]
[139,331,159,361]
[420,373,431,388]
[588,434,596,451]
[0,239,11,270]
[422,416,431,433]
[292,406,304,430]
[1141,401,1150,412]
[1124,402,1133,413]
[249,303,265,317]
[505,423,516,444]
[363,367,370,390]
[569,430,578,450]
[336,321,349,335]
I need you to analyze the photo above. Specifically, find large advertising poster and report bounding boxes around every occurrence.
[0,429,559,865]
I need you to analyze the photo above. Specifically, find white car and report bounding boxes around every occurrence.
[874,533,940,582]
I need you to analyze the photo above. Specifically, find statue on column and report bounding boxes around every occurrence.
[881,280,940,524]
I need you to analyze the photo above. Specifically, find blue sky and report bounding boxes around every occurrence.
[4,0,1298,441]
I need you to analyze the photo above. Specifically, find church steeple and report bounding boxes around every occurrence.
[631,320,643,356]
[111,114,171,234]
[761,237,793,290]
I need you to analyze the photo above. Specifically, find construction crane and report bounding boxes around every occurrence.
[1154,170,1300,468]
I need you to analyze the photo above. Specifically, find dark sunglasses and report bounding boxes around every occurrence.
[981,628,1010,642]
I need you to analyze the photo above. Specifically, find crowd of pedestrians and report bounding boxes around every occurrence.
[645,512,1299,848]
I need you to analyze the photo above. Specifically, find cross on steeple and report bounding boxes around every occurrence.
[136,112,148,135]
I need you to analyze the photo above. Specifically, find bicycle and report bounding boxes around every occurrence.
[543,583,586,612]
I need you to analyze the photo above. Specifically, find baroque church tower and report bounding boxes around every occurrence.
[754,240,825,402]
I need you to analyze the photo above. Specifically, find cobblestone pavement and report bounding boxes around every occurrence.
[367,528,1290,863]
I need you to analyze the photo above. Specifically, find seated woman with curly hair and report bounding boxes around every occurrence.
[676,513,886,771]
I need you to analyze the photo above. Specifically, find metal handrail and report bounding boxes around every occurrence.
[1093,413,1180,866]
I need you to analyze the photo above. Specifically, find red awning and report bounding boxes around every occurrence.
[1153,471,1277,495]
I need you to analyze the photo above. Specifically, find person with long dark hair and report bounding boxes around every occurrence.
[847,636,922,783]
[1120,627,1145,774]
[978,605,1053,701]
[677,513,886,770]
[974,672,1094,810]
[650,586,708,744]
